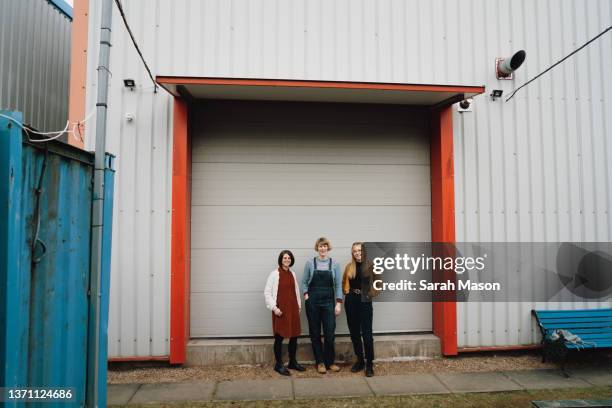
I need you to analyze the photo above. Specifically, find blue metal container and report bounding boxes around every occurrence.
[0,111,114,407]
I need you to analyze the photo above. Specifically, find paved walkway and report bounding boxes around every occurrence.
[108,367,612,405]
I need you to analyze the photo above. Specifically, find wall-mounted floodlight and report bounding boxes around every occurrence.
[123,79,136,90]
[490,89,503,100]
[496,50,526,79]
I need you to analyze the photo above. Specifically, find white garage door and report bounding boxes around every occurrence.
[190,101,432,337]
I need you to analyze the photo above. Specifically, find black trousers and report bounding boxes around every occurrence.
[274,334,298,365]
[305,294,336,366]
[344,292,374,362]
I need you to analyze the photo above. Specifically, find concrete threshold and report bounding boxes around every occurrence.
[186,334,441,366]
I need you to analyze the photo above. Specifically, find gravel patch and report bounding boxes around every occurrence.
[108,350,612,384]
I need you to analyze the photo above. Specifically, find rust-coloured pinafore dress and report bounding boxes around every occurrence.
[272,268,301,338]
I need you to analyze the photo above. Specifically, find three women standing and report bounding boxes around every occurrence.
[264,250,306,375]
[265,239,373,376]
[342,242,376,377]
[302,237,343,374]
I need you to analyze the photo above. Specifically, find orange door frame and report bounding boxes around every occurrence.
[170,98,191,364]
[167,78,484,363]
[430,105,458,356]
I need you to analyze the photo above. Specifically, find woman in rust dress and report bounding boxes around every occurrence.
[264,250,306,375]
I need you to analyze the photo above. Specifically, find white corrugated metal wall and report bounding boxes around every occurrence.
[0,0,72,132]
[454,0,612,348]
[83,0,612,357]
[84,0,173,357]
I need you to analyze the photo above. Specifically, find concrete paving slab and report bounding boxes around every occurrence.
[435,372,523,393]
[567,368,612,387]
[214,379,292,401]
[366,373,449,395]
[293,377,373,399]
[128,381,214,404]
[107,384,140,406]
[503,369,591,390]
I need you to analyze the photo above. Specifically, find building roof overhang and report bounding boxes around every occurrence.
[156,77,485,108]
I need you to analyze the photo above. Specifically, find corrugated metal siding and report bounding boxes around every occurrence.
[85,0,173,357]
[453,0,612,348]
[83,0,612,355]
[0,0,72,132]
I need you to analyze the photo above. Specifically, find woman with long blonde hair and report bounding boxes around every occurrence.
[342,242,376,376]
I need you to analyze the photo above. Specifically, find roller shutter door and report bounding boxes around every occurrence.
[190,100,432,337]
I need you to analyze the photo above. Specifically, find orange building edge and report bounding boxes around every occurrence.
[170,97,191,364]
[67,0,89,149]
[430,105,458,356]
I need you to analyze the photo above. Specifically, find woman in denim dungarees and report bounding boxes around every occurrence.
[302,237,343,374]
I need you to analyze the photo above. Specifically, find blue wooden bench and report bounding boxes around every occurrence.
[532,308,612,375]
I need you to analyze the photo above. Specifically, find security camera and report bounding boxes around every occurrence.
[457,98,473,112]
[496,50,526,79]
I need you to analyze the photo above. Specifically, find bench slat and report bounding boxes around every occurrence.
[535,309,612,317]
[539,322,612,329]
[543,323,612,333]
[577,333,612,340]
[566,341,612,349]
[562,328,612,335]
[538,315,612,322]
[540,320,612,327]
[539,317,612,324]
[534,308,612,313]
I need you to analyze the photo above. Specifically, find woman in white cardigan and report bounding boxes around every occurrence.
[264,250,305,375]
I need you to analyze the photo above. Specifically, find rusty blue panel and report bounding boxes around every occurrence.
[0,111,27,397]
[22,141,93,407]
[1,110,114,407]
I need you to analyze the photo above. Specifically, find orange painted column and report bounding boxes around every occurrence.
[67,0,89,148]
[430,105,458,356]
[170,97,191,364]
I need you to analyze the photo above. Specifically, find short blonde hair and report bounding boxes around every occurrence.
[314,237,332,251]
